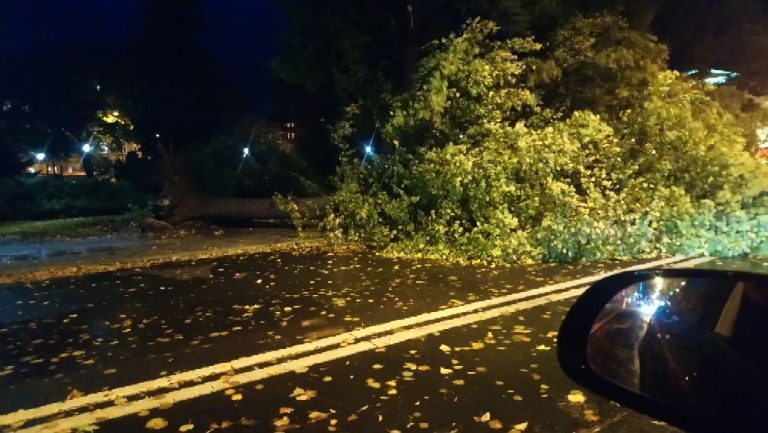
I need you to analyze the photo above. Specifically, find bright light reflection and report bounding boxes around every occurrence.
[243,147,250,157]
[639,299,664,318]
[82,143,92,153]
[35,152,46,161]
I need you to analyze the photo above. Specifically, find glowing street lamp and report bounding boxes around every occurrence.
[82,143,92,153]
[242,147,250,157]
[35,152,46,162]
[362,143,375,165]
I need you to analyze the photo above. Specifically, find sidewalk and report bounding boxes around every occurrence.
[0,228,323,284]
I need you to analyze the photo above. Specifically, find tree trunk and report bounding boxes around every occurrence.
[166,194,326,223]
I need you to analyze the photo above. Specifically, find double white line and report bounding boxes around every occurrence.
[3,256,708,433]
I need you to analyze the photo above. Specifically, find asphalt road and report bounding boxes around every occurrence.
[0,251,762,433]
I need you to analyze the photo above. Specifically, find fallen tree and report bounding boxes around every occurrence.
[165,193,326,223]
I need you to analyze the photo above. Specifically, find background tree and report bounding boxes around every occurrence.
[272,0,675,177]
[542,14,668,119]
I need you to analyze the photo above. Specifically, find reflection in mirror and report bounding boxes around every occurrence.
[588,277,768,415]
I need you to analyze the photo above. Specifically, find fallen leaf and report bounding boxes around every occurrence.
[290,387,317,401]
[279,407,294,414]
[239,418,256,426]
[145,417,168,430]
[273,416,290,427]
[440,367,453,375]
[178,424,194,432]
[138,410,151,417]
[567,390,586,404]
[509,421,528,433]
[67,389,85,400]
[230,394,243,401]
[308,411,329,422]
[583,410,600,422]
[489,419,504,429]
[474,412,491,423]
[439,344,452,353]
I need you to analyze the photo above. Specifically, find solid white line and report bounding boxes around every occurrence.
[10,286,595,433]
[0,256,695,429]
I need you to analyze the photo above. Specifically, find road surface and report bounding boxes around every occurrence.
[0,251,761,433]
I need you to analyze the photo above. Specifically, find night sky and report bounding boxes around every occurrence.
[0,0,284,101]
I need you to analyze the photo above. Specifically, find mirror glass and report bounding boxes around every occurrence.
[588,276,768,414]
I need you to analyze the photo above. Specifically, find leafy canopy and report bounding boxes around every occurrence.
[300,17,768,263]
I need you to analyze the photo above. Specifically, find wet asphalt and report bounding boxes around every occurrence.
[1,251,763,433]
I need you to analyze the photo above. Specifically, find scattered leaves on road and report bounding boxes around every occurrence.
[290,387,317,401]
[567,390,586,404]
[145,417,168,430]
[509,421,529,432]
[474,412,491,423]
[308,411,329,422]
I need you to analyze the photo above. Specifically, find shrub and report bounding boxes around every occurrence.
[0,176,153,221]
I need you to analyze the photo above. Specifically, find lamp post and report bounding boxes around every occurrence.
[362,143,374,164]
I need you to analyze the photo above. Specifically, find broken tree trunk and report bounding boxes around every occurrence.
[166,194,326,223]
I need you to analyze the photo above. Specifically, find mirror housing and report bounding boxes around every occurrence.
[558,268,768,433]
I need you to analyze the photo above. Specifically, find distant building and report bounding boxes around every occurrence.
[28,142,141,176]
[266,121,300,153]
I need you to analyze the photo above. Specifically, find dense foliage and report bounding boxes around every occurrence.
[305,17,768,263]
[0,177,153,221]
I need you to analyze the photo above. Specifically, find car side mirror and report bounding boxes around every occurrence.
[558,269,768,433]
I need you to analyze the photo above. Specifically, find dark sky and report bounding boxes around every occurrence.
[0,0,284,101]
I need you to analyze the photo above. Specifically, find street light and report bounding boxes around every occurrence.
[362,143,375,165]
[243,147,250,157]
[82,143,92,153]
[35,152,46,162]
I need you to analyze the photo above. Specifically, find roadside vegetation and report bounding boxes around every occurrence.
[0,215,133,239]
[0,176,153,221]
[286,16,768,263]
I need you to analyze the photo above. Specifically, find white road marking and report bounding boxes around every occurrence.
[1,256,702,430]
